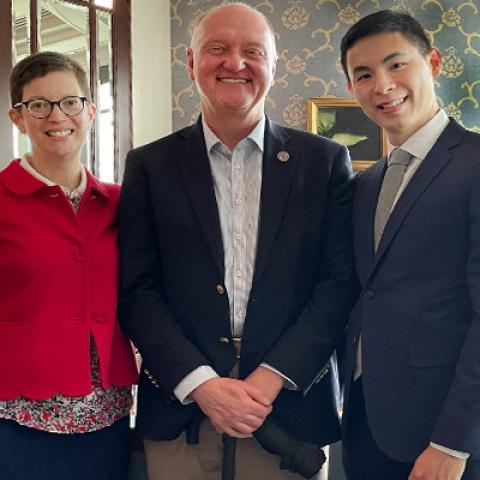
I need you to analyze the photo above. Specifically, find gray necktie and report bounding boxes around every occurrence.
[374,148,412,250]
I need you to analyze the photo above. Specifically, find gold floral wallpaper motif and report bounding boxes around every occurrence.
[171,0,480,133]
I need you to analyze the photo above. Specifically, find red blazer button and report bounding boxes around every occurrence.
[93,312,108,323]
[73,249,88,262]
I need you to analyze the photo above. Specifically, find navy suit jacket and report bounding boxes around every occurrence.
[118,117,358,444]
[344,119,480,461]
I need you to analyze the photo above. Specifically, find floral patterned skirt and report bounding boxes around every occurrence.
[0,339,132,433]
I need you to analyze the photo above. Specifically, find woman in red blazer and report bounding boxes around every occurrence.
[0,52,138,480]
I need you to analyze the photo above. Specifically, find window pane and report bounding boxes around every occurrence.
[95,0,113,9]
[38,0,91,168]
[12,0,32,158]
[96,9,114,182]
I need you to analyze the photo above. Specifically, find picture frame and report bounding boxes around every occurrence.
[307,98,387,171]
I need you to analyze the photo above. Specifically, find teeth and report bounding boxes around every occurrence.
[220,78,248,83]
[381,98,405,109]
[46,130,72,137]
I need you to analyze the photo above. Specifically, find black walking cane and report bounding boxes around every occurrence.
[221,434,237,480]
[186,413,238,480]
[219,414,326,480]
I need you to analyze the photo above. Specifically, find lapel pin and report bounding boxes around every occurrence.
[277,150,290,162]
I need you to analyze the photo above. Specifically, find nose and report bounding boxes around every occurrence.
[373,71,395,94]
[222,49,246,72]
[48,103,68,121]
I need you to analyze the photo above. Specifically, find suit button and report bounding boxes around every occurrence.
[219,336,230,344]
[364,290,374,299]
[216,284,225,295]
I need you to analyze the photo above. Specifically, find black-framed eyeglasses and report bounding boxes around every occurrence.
[13,96,89,119]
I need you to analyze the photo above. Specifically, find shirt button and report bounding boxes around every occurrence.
[364,290,374,300]
[216,284,225,294]
[235,198,242,205]
[235,233,242,240]
[219,336,230,344]
[234,164,241,171]
[235,270,244,278]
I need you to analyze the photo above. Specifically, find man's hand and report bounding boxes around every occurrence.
[191,377,272,438]
[409,446,467,480]
[245,366,284,404]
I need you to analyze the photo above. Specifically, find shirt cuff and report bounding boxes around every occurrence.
[260,363,298,390]
[430,442,470,460]
[173,366,219,404]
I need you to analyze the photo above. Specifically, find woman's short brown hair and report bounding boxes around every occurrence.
[10,51,90,106]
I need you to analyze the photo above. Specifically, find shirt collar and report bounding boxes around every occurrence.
[387,109,449,161]
[20,153,87,197]
[202,115,265,155]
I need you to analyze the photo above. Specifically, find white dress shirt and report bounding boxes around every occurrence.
[174,117,295,404]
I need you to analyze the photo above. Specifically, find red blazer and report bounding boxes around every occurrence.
[0,160,138,400]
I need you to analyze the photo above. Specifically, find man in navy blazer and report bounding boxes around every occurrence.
[118,3,357,479]
[340,10,480,480]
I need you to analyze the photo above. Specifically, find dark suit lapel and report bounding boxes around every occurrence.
[354,158,386,283]
[370,119,465,275]
[253,118,297,284]
[177,119,224,276]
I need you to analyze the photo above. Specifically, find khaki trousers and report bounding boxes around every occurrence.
[144,419,328,480]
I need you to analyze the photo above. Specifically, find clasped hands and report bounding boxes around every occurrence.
[191,367,284,438]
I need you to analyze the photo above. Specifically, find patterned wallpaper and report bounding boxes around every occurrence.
[170,0,480,132]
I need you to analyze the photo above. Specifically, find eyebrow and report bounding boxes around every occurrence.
[351,51,403,76]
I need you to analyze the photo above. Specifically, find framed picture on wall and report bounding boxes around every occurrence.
[307,98,387,171]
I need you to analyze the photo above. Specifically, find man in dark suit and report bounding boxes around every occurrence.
[118,3,357,479]
[340,10,480,480]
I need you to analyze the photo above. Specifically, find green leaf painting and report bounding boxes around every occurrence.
[331,133,368,147]
[317,108,368,148]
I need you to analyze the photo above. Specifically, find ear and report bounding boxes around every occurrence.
[187,48,195,81]
[270,55,277,87]
[8,108,26,134]
[428,48,442,77]
[87,102,97,127]
[347,80,353,94]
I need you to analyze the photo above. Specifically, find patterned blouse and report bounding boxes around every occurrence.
[0,157,132,433]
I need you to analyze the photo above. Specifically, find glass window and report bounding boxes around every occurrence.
[96,9,114,181]
[95,0,113,9]
[12,0,31,159]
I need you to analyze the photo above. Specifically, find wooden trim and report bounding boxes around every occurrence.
[112,0,132,182]
[30,0,37,53]
[0,1,13,164]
